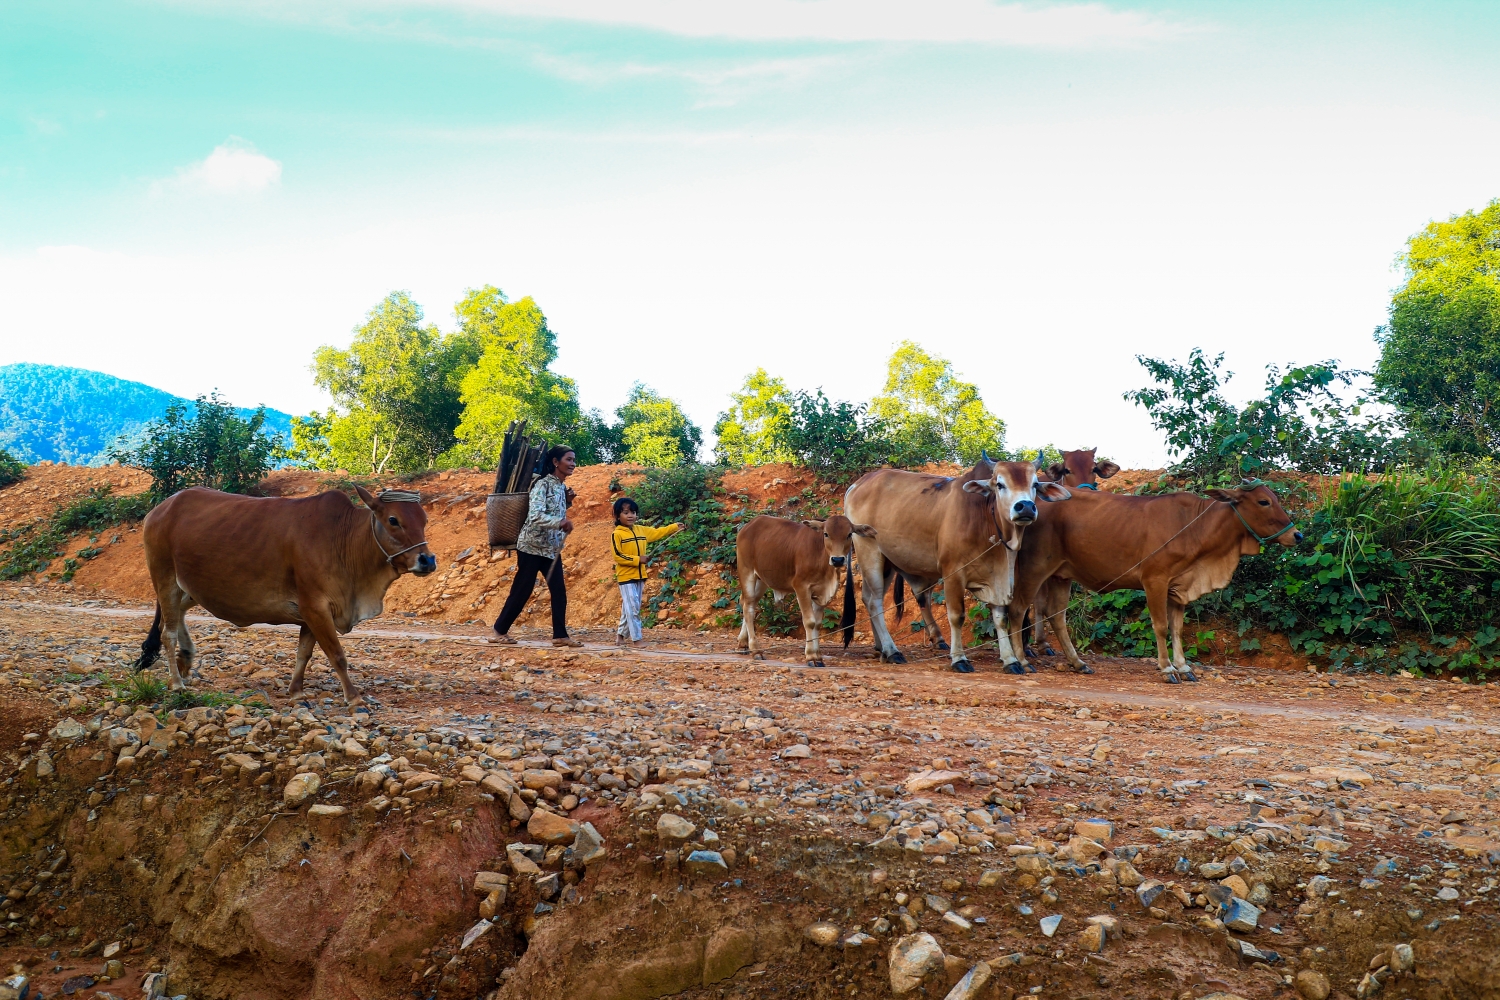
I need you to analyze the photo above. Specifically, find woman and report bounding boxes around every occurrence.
[489,445,583,647]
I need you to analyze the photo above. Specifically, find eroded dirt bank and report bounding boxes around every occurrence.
[5,593,1500,999]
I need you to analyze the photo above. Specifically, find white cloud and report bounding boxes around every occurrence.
[438,0,1192,47]
[157,137,282,195]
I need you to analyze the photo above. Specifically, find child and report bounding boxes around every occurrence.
[611,497,682,645]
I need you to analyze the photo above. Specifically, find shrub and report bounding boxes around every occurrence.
[0,486,152,581]
[773,390,894,472]
[111,393,282,501]
[0,449,24,488]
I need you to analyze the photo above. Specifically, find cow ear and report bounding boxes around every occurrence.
[801,519,825,531]
[1095,461,1121,479]
[851,523,878,538]
[1047,462,1068,480]
[1206,488,1240,504]
[1037,481,1072,502]
[353,484,379,509]
[962,480,991,496]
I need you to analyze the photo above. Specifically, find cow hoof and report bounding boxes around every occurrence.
[1180,669,1199,682]
[1004,661,1026,675]
[1023,646,1035,658]
[752,652,765,661]
[951,660,975,674]
[936,640,950,652]
[807,660,825,669]
[881,651,908,664]
[1023,662,1037,674]
[1162,672,1181,684]
[1073,663,1095,675]
[1043,646,1057,657]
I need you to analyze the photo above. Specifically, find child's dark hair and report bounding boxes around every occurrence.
[613,497,639,524]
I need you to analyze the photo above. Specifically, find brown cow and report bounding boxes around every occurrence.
[1026,448,1120,661]
[1004,483,1300,682]
[133,485,436,704]
[845,456,1070,672]
[735,514,875,667]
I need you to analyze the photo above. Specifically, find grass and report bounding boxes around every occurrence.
[112,672,167,705]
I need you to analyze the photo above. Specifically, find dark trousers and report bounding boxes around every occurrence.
[494,551,568,638]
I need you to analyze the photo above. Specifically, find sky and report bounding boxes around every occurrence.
[3,1,1499,466]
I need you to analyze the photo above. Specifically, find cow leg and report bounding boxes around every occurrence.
[156,583,193,691]
[855,543,905,663]
[798,588,823,667]
[997,602,1029,674]
[944,579,973,673]
[1169,602,1197,681]
[740,574,766,661]
[289,625,317,694]
[1040,577,1090,674]
[917,587,948,651]
[1143,583,1178,683]
[299,602,361,705]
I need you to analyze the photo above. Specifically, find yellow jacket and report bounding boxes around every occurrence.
[611,522,683,582]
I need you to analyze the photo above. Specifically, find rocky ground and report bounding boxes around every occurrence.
[4,584,1500,1000]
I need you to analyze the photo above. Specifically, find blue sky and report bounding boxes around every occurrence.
[4,1,1500,464]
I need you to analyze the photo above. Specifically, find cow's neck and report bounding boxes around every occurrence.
[342,509,402,627]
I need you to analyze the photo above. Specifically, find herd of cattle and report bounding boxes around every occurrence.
[127,454,1299,705]
[736,449,1300,684]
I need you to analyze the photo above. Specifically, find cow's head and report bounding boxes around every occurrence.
[961,453,1071,550]
[803,514,875,568]
[1044,448,1120,490]
[356,485,438,575]
[1207,482,1303,550]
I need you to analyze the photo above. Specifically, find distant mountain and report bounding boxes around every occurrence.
[0,363,294,466]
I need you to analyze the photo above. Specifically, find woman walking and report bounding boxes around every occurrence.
[489,445,583,647]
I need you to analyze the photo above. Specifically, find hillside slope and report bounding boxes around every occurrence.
[0,363,293,464]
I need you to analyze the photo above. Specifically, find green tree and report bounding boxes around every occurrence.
[111,394,282,501]
[447,286,600,464]
[281,409,335,469]
[1376,199,1500,458]
[312,291,480,474]
[615,384,702,468]
[868,341,1005,464]
[773,390,893,471]
[713,368,795,466]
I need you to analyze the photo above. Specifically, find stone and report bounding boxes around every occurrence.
[461,918,493,950]
[522,768,564,790]
[1114,861,1144,887]
[1221,874,1250,899]
[1074,818,1114,843]
[1222,897,1261,932]
[978,869,1004,888]
[1295,969,1331,1000]
[101,958,124,979]
[941,911,972,933]
[508,792,533,824]
[460,764,487,783]
[684,850,729,876]
[1200,861,1228,878]
[49,718,86,741]
[528,809,578,845]
[889,932,945,994]
[1436,886,1459,901]
[341,737,368,760]
[507,844,542,877]
[657,813,697,847]
[1389,943,1414,973]
[0,977,25,1000]
[307,803,347,836]
[1077,923,1105,952]
[1308,765,1372,784]
[1135,879,1165,907]
[1062,835,1107,862]
[141,974,170,1000]
[782,744,812,759]
[474,871,509,896]
[905,769,966,794]
[1039,914,1062,937]
[804,921,841,946]
[1312,835,1351,855]
[943,962,992,1000]
[102,940,122,958]
[573,822,607,866]
[480,773,515,797]
[283,772,321,808]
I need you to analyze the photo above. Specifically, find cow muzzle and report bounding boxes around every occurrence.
[1011,499,1037,523]
[829,555,846,568]
[412,553,437,575]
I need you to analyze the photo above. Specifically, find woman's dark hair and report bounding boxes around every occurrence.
[613,497,639,523]
[542,445,575,477]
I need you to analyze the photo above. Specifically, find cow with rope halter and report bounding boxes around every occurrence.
[1003,480,1300,682]
[132,485,436,705]
[844,454,1071,672]
[734,514,875,667]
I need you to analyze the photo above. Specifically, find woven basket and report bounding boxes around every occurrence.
[486,492,530,550]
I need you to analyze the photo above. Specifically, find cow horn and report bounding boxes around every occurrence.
[1033,451,1046,471]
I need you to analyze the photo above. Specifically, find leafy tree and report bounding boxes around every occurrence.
[1376,199,1500,458]
[773,390,893,471]
[713,369,795,466]
[615,384,702,468]
[868,341,1005,464]
[312,292,480,474]
[0,449,24,488]
[1126,349,1411,481]
[111,394,282,501]
[448,286,601,464]
[281,410,335,469]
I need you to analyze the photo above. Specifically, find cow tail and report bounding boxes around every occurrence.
[893,571,905,624]
[840,561,856,648]
[134,605,163,673]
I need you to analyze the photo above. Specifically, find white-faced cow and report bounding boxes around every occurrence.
[844,456,1070,672]
[133,485,437,704]
[1004,482,1300,682]
[735,514,875,667]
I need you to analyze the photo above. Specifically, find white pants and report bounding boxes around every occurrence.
[618,581,644,640]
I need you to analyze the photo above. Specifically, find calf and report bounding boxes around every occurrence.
[735,514,875,667]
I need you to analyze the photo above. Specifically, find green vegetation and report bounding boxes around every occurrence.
[713,369,796,466]
[111,393,282,502]
[0,486,152,581]
[0,448,25,487]
[112,671,168,705]
[869,340,1005,465]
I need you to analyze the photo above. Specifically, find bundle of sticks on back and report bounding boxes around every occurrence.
[493,420,547,495]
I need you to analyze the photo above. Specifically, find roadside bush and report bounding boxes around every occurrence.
[111,393,282,502]
[0,449,24,488]
[772,390,894,472]
[0,486,152,581]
